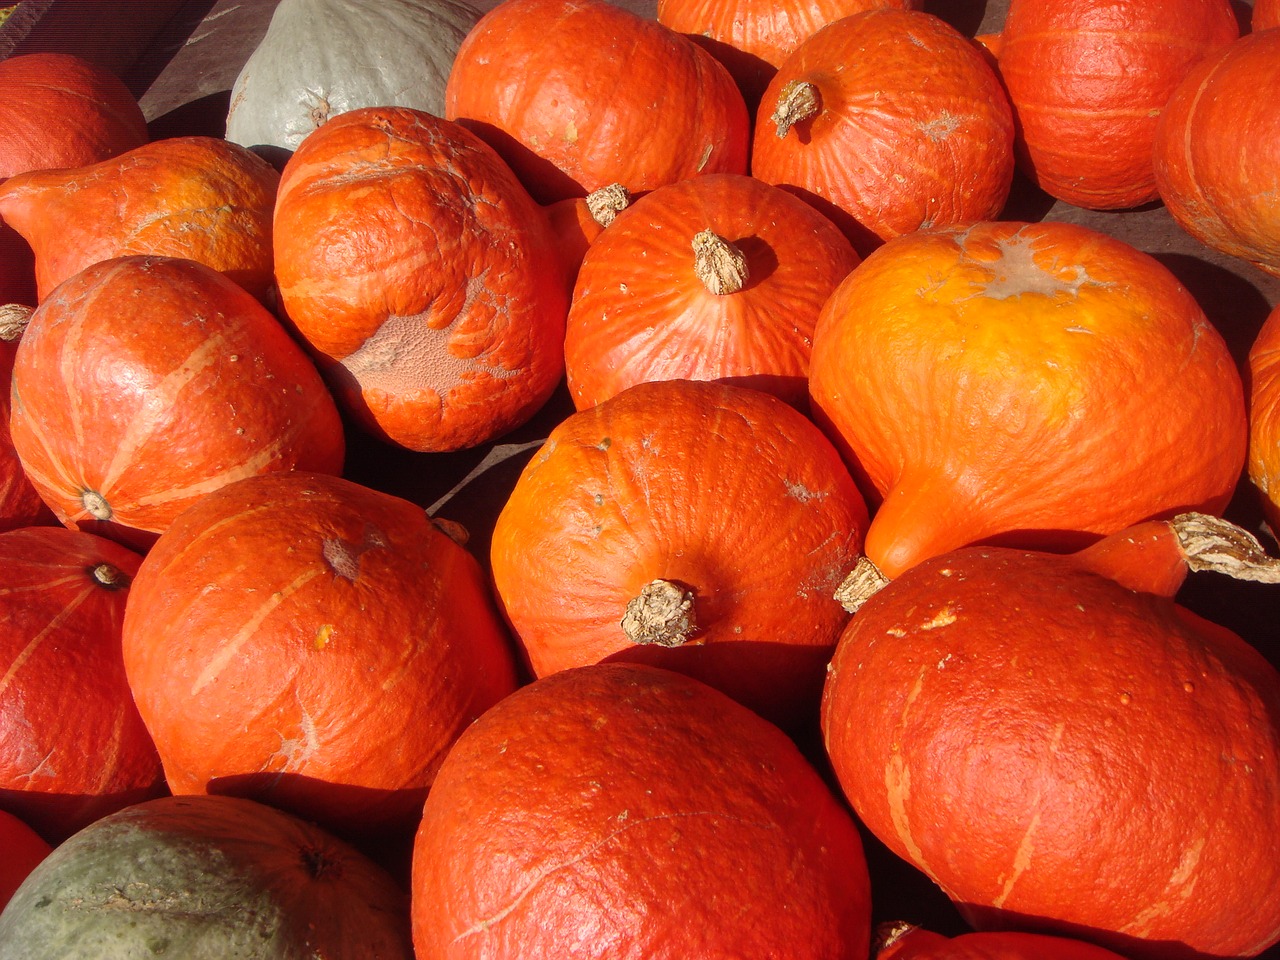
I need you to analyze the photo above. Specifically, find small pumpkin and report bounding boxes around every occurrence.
[1248,303,1280,531]
[564,172,859,411]
[808,220,1247,580]
[1152,28,1280,278]
[750,8,1015,256]
[489,378,868,730]
[0,527,164,845]
[0,794,414,959]
[411,662,874,960]
[273,106,568,453]
[874,923,1132,960]
[543,181,630,291]
[0,136,281,303]
[9,255,345,550]
[0,809,49,913]
[444,0,750,204]
[988,0,1238,210]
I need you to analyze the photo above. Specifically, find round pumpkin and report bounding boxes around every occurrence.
[489,378,868,730]
[8,255,345,551]
[989,0,1238,210]
[750,8,1015,256]
[121,470,519,840]
[272,106,568,453]
[0,136,281,303]
[875,924,1132,960]
[564,172,859,411]
[808,220,1248,580]
[1256,0,1280,31]
[411,662,873,960]
[0,794,413,958]
[0,526,164,844]
[443,0,750,204]
[820,545,1280,960]
[0,807,51,912]
[1152,28,1280,278]
[1248,303,1280,531]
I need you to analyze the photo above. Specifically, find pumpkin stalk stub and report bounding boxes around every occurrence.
[584,183,630,228]
[771,80,821,138]
[1172,511,1280,581]
[622,578,696,647]
[692,229,749,295]
[835,555,891,613]
[80,490,112,521]
[0,303,32,341]
[90,562,130,591]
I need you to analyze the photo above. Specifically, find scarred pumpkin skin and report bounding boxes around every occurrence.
[121,471,519,841]
[750,8,1015,256]
[0,137,281,304]
[0,809,50,912]
[0,527,165,845]
[411,662,874,960]
[564,172,860,411]
[1248,304,1280,531]
[443,0,750,204]
[8,255,345,551]
[990,0,1238,210]
[808,220,1247,580]
[875,925,1132,960]
[1153,29,1280,278]
[273,106,568,453]
[820,546,1280,960]
[489,378,868,731]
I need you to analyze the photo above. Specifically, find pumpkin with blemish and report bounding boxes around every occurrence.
[820,541,1280,960]
[411,662,874,959]
[120,471,519,841]
[489,378,868,731]
[808,220,1247,581]
[8,255,344,551]
[749,8,1015,255]
[272,105,568,453]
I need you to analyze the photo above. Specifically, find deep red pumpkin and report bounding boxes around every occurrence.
[0,808,50,912]
[1256,0,1280,30]
[0,308,52,532]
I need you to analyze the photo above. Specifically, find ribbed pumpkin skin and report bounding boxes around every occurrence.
[992,0,1238,210]
[443,0,750,204]
[877,926,1134,960]
[808,220,1247,580]
[273,106,568,453]
[750,9,1014,256]
[8,255,345,551]
[821,547,1280,960]
[0,810,49,912]
[0,527,164,845]
[564,173,859,411]
[0,794,414,959]
[1257,0,1280,30]
[1153,29,1280,278]
[0,137,281,303]
[1248,304,1280,531]
[411,663,873,960]
[121,471,519,840]
[490,378,868,730]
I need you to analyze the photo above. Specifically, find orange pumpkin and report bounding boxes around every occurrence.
[273,106,568,453]
[411,662,874,959]
[543,182,631,291]
[121,471,519,841]
[0,137,281,304]
[8,255,345,550]
[489,378,868,730]
[808,220,1247,580]
[750,8,1014,256]
[564,172,859,411]
[875,924,1133,960]
[820,541,1280,959]
[0,307,52,531]
[444,0,750,204]
[1248,303,1280,531]
[1256,0,1280,30]
[988,0,1238,210]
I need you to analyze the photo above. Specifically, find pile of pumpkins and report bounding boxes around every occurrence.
[0,0,1278,957]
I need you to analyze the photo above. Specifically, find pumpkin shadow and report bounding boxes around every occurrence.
[924,0,992,38]
[1148,251,1273,369]
[146,89,232,141]
[0,780,170,847]
[453,119,586,205]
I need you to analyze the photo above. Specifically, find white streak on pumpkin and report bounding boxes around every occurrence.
[885,665,932,874]
[1124,836,1206,936]
[0,583,94,696]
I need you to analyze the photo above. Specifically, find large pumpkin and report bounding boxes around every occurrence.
[8,255,345,550]
[0,794,414,959]
[411,662,874,960]
[988,0,1238,210]
[273,106,568,452]
[489,378,868,730]
[820,544,1280,960]
[443,0,750,204]
[1248,303,1280,531]
[808,220,1247,580]
[1152,29,1280,278]
[750,8,1014,256]
[564,172,859,411]
[0,527,164,844]
[121,471,519,840]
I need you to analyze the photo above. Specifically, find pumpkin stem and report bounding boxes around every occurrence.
[771,80,821,139]
[90,562,131,591]
[622,579,696,647]
[81,489,112,521]
[834,556,891,613]
[1173,511,1280,583]
[585,182,630,228]
[692,230,749,295]
[873,921,920,955]
[0,303,33,342]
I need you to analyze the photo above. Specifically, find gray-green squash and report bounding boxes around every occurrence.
[224,0,482,157]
